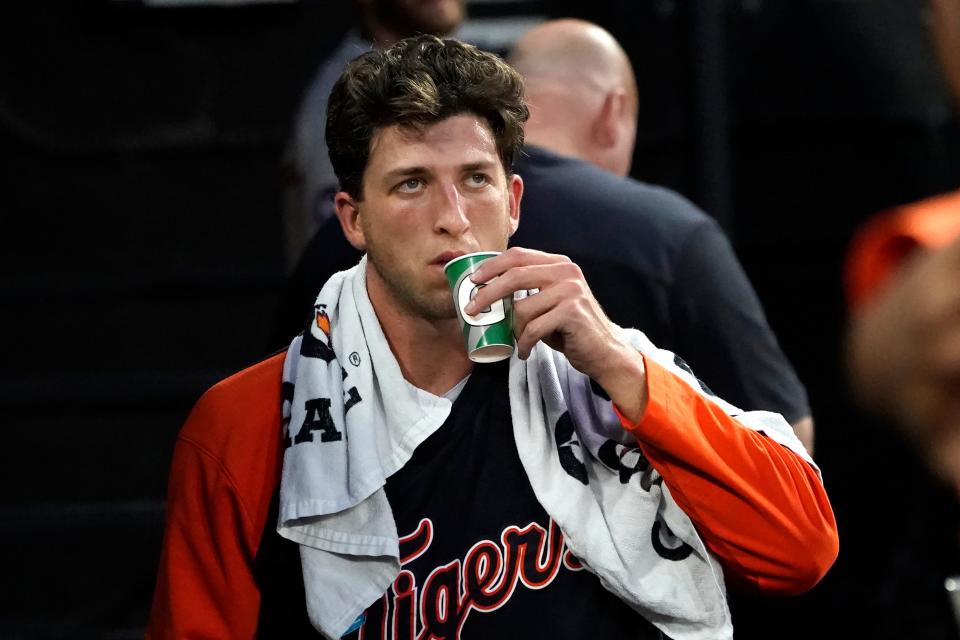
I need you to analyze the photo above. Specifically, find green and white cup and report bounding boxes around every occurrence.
[443,252,514,363]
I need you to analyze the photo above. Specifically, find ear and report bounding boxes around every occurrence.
[592,90,625,149]
[507,173,523,237]
[334,191,367,251]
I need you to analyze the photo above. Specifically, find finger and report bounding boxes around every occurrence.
[515,305,568,360]
[469,247,569,283]
[465,262,584,314]
[510,285,570,342]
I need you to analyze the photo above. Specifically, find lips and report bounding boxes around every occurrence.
[432,250,467,266]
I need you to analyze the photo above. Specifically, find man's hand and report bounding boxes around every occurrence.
[848,234,960,492]
[465,247,649,420]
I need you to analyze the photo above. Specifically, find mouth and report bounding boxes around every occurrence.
[432,250,467,267]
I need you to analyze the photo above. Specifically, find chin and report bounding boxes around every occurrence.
[425,302,459,321]
[417,293,458,321]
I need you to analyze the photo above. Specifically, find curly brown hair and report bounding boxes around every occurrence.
[326,35,529,198]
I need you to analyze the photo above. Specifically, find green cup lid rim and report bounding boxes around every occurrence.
[442,251,501,273]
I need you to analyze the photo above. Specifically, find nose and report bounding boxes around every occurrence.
[433,182,470,236]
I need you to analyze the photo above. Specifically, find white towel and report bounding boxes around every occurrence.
[279,256,815,639]
[279,257,453,637]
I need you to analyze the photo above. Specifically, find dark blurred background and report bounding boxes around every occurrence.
[3,0,960,637]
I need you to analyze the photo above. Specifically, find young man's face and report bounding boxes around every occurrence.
[336,113,522,321]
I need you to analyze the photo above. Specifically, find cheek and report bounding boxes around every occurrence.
[470,188,508,215]
[470,198,515,240]
[362,205,426,262]
[361,201,413,238]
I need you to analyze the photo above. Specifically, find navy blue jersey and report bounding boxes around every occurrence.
[255,360,664,639]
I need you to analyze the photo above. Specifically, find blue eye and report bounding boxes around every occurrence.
[397,178,423,193]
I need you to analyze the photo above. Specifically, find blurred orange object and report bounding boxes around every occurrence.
[846,190,960,311]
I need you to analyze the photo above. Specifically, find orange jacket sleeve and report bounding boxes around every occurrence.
[147,353,285,640]
[617,357,839,595]
[147,434,262,639]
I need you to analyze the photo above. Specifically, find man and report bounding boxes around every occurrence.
[149,36,837,638]
[277,19,814,452]
[845,0,960,498]
[285,0,466,268]
[847,208,960,494]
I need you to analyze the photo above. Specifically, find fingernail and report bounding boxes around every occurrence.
[464,301,477,314]
[469,269,484,283]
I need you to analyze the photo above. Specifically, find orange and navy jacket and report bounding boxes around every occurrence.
[846,189,960,311]
[147,352,838,639]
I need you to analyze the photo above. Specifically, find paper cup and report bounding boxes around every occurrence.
[443,252,514,363]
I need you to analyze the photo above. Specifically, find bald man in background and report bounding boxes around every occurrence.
[509,19,638,177]
[509,20,814,448]
[275,19,813,449]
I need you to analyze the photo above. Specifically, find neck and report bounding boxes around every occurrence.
[524,126,587,163]
[366,274,472,397]
[525,118,623,177]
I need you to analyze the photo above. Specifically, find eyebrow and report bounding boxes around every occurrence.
[461,161,498,173]
[380,160,499,184]
[381,166,429,183]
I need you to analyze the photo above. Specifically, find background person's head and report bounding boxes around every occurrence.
[509,19,638,177]
[326,35,528,200]
[356,0,467,47]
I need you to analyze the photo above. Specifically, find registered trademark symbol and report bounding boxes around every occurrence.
[349,352,361,366]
